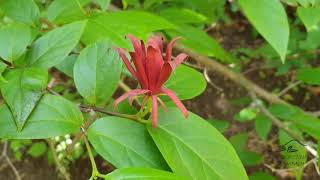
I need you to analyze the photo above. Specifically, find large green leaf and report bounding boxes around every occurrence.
[55,54,77,78]
[74,41,122,105]
[47,0,87,24]
[147,107,248,180]
[159,8,208,24]
[27,20,87,68]
[165,65,206,100]
[0,0,40,25]
[0,23,32,62]
[88,116,168,169]
[105,168,185,180]
[0,67,48,131]
[0,94,83,139]
[297,7,320,31]
[239,0,289,62]
[297,67,320,85]
[82,11,176,48]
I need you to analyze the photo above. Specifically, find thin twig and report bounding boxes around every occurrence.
[278,81,302,97]
[203,68,223,92]
[0,141,21,180]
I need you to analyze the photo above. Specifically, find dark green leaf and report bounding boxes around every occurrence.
[249,172,277,180]
[0,0,40,25]
[229,133,248,152]
[0,23,32,62]
[147,107,248,180]
[0,94,83,139]
[238,151,263,166]
[255,115,272,141]
[88,116,168,169]
[207,119,230,133]
[27,142,47,158]
[239,0,289,62]
[105,168,186,180]
[27,20,87,68]
[297,67,320,85]
[1,67,48,131]
[74,40,122,105]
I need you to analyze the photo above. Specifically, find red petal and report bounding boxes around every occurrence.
[165,37,181,62]
[114,89,149,108]
[130,52,148,89]
[148,36,164,54]
[127,34,143,58]
[152,95,158,128]
[146,46,164,90]
[114,47,137,78]
[156,62,172,90]
[161,88,189,118]
[170,53,188,70]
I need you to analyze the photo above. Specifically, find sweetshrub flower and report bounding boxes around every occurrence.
[114,34,189,127]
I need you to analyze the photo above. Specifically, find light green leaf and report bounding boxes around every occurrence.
[55,55,77,78]
[105,168,185,180]
[147,107,248,180]
[82,11,175,48]
[0,62,7,84]
[27,20,87,68]
[74,41,122,105]
[0,0,40,25]
[0,67,48,131]
[239,0,289,62]
[249,172,277,180]
[27,142,47,158]
[0,23,32,62]
[97,0,111,11]
[235,108,258,122]
[159,8,208,24]
[0,94,83,139]
[165,65,206,100]
[47,0,87,24]
[297,67,320,85]
[297,7,320,31]
[88,116,168,169]
[255,115,272,141]
[207,119,230,133]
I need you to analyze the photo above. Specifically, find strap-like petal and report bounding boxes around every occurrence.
[170,53,188,70]
[114,89,149,108]
[130,52,148,89]
[165,37,181,62]
[156,62,172,91]
[146,46,164,90]
[161,88,189,118]
[152,95,159,128]
[148,36,164,54]
[114,47,137,78]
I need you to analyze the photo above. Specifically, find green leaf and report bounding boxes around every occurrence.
[0,94,83,139]
[105,168,186,180]
[88,116,168,169]
[0,67,48,131]
[55,55,77,78]
[27,142,47,158]
[97,0,111,11]
[147,107,248,180]
[229,133,248,152]
[47,0,87,24]
[255,115,272,141]
[235,108,257,122]
[0,0,40,25]
[207,119,230,133]
[0,61,7,84]
[249,172,277,180]
[0,23,32,62]
[297,67,320,85]
[297,7,320,31]
[238,151,263,166]
[166,25,234,63]
[239,0,289,62]
[82,11,175,48]
[74,41,122,105]
[165,65,206,100]
[27,20,87,68]
[159,8,208,24]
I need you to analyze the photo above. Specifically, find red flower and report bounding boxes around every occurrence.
[114,34,189,127]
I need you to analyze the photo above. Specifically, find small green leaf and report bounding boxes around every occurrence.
[88,116,168,169]
[255,115,272,141]
[74,41,122,105]
[229,133,248,152]
[239,0,289,62]
[147,107,248,180]
[105,168,186,180]
[27,142,47,158]
[96,0,111,11]
[249,172,277,180]
[0,23,33,62]
[0,94,83,139]
[47,0,87,24]
[165,65,206,100]
[297,7,320,31]
[207,119,230,133]
[159,8,208,24]
[297,67,320,85]
[0,67,48,131]
[238,151,263,166]
[55,55,77,78]
[235,108,258,122]
[27,20,87,68]
[0,0,40,25]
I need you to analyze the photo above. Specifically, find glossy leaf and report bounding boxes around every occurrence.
[0,68,48,131]
[297,7,320,31]
[147,107,248,180]
[0,23,32,62]
[27,20,87,68]
[74,41,122,105]
[255,115,272,141]
[88,116,168,169]
[47,0,87,24]
[165,65,206,100]
[297,67,320,85]
[105,168,185,180]
[0,94,83,139]
[239,0,289,62]
[0,0,40,25]
[159,8,208,24]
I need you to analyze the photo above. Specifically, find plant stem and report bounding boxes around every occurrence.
[84,136,101,180]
